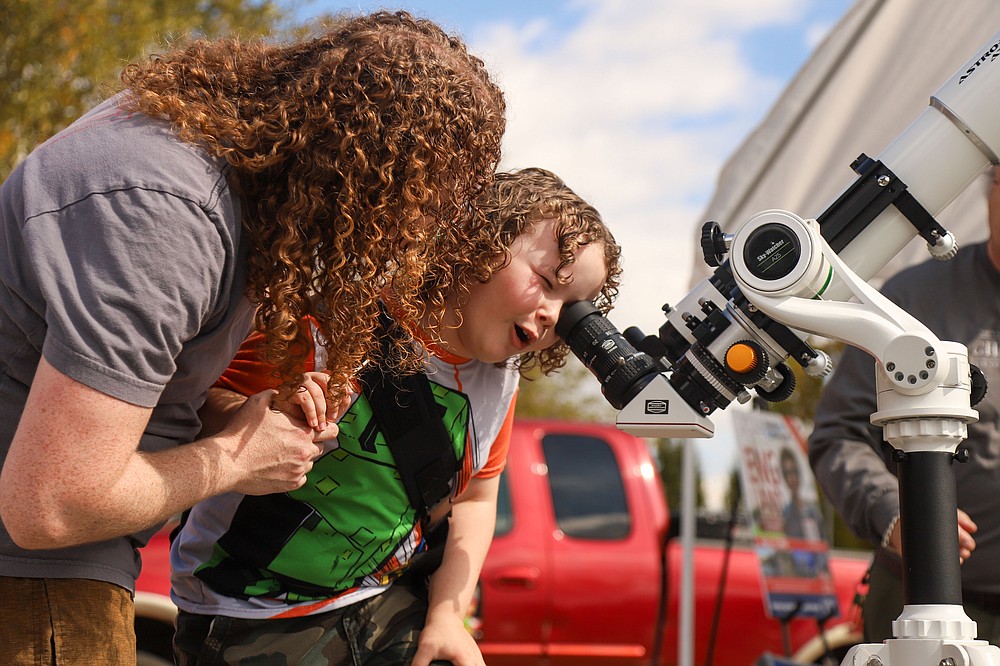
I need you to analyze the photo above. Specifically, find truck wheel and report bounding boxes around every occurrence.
[791,622,862,665]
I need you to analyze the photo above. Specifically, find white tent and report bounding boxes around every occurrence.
[691,0,1000,289]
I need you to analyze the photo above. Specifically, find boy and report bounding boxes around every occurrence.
[170,168,622,666]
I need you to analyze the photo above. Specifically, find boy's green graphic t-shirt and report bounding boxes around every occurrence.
[170,318,518,618]
[195,383,469,601]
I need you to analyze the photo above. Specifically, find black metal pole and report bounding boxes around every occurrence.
[895,450,963,606]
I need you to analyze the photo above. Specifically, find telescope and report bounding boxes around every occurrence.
[558,31,1000,666]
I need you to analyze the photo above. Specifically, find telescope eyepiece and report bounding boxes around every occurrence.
[557,302,662,410]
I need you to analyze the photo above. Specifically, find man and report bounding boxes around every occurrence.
[0,11,505,664]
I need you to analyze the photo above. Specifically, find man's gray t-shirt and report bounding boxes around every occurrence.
[0,95,255,591]
[809,241,1000,592]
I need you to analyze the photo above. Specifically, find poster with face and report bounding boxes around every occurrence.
[736,410,839,620]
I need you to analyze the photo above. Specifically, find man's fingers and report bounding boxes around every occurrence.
[957,508,978,533]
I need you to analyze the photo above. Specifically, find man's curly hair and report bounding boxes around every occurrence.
[472,167,622,376]
[118,11,505,397]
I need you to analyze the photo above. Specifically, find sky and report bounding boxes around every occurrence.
[287,0,853,335]
[288,0,855,508]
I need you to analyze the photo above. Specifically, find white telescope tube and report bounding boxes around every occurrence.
[828,32,1000,299]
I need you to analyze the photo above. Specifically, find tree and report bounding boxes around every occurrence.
[764,337,844,421]
[1,0,294,177]
[655,438,705,511]
[723,466,743,516]
[515,356,617,422]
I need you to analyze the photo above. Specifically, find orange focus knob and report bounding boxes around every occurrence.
[726,343,758,374]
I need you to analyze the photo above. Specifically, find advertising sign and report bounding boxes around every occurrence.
[736,410,839,619]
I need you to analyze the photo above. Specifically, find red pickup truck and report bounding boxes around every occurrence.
[134,419,870,665]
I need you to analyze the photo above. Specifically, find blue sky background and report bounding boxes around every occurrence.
[286,0,856,506]
[287,0,852,330]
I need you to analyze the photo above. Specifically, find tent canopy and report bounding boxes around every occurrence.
[692,0,1000,289]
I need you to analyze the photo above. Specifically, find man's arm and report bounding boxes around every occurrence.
[0,357,325,550]
[810,344,980,559]
[808,344,901,545]
[198,385,254,439]
[411,475,500,666]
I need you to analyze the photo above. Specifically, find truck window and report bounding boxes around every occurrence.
[495,471,513,537]
[542,434,630,540]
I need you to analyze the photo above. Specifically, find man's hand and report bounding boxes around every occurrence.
[885,508,977,563]
[215,390,334,495]
[958,508,978,563]
[0,358,349,549]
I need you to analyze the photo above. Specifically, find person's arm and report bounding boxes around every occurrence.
[0,357,328,550]
[808,344,977,560]
[411,475,500,666]
[198,384,255,439]
[808,344,901,546]
[200,372,347,444]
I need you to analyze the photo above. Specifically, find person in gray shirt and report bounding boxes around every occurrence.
[809,167,1000,644]
[0,11,505,664]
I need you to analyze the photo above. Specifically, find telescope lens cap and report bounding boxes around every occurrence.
[743,223,801,281]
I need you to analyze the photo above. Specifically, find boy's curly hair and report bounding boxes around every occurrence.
[474,167,622,376]
[118,11,505,396]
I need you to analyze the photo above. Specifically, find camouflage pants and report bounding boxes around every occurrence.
[173,581,451,665]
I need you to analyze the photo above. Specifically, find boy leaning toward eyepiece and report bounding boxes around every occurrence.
[170,167,623,666]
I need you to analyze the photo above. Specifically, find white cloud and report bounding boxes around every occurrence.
[470,0,819,334]
[805,17,841,49]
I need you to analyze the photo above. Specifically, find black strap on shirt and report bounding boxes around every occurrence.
[359,306,458,518]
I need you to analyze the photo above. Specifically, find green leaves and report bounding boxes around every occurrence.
[0,0,294,176]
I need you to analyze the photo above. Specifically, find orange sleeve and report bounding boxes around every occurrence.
[213,318,316,398]
[474,389,518,479]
